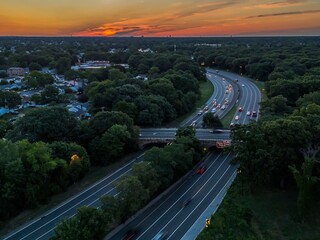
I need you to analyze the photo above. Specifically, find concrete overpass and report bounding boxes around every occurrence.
[139,128,231,148]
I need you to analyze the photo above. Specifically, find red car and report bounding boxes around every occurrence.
[238,107,243,112]
[123,229,140,240]
[196,166,206,174]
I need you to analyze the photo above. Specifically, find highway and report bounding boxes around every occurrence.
[213,70,261,126]
[108,152,237,240]
[2,69,259,240]
[181,71,238,128]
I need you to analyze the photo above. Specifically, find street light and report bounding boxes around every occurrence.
[237,168,244,195]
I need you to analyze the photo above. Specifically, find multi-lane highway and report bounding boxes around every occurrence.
[213,70,261,126]
[3,69,260,240]
[181,71,238,128]
[108,152,237,240]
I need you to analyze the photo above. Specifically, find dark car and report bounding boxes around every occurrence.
[252,111,257,117]
[123,229,140,240]
[182,197,193,207]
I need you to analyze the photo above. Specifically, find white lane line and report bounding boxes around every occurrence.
[18,161,138,240]
[173,170,237,240]
[133,152,218,228]
[136,153,230,240]
[163,163,233,239]
[4,153,144,240]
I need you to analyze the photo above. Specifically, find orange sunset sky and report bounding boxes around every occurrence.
[0,0,319,36]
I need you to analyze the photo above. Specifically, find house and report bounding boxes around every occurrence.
[7,67,25,77]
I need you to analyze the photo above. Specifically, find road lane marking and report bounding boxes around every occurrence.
[136,153,230,240]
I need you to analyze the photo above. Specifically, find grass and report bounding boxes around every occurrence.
[251,79,268,102]
[221,105,237,128]
[0,151,144,237]
[198,179,320,240]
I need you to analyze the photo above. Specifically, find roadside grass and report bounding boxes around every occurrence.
[221,105,236,128]
[0,151,144,237]
[165,79,214,127]
[251,79,267,102]
[198,179,320,240]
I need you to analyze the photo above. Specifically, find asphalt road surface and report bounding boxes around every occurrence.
[107,152,237,240]
[3,69,259,240]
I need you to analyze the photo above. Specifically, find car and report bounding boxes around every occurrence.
[210,129,223,133]
[213,101,217,107]
[191,120,197,127]
[230,122,235,128]
[221,105,226,110]
[252,111,257,117]
[139,133,142,137]
[204,105,209,111]
[246,111,251,116]
[182,197,193,207]
[198,110,203,115]
[152,232,168,240]
[217,104,221,109]
[196,166,206,174]
[225,90,229,94]
[238,107,243,112]
[211,107,217,113]
[235,115,239,121]
[123,229,141,240]
[242,84,245,87]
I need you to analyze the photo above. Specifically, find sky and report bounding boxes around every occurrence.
[0,0,319,36]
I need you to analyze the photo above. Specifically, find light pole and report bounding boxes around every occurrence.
[237,168,244,195]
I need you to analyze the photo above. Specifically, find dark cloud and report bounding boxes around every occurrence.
[247,9,320,18]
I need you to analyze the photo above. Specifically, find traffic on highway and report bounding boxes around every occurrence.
[3,69,260,240]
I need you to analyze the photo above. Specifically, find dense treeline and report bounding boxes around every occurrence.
[0,140,90,222]
[51,127,203,239]
[84,54,205,126]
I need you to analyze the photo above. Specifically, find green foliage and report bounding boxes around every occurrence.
[6,106,79,142]
[0,139,90,222]
[116,176,149,222]
[0,91,21,109]
[25,71,54,88]
[202,112,223,128]
[0,119,13,138]
[289,157,319,219]
[52,206,107,240]
[28,62,42,71]
[89,124,131,165]
[41,85,59,103]
[197,183,256,240]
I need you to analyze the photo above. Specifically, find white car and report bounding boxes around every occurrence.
[242,84,245,87]
[211,108,217,113]
[191,120,197,127]
[235,115,239,121]
[221,105,226,110]
[246,111,251,116]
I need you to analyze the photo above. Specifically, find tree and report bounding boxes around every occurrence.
[89,125,131,165]
[0,120,12,138]
[17,140,58,205]
[202,113,223,128]
[112,101,138,121]
[116,176,149,222]
[56,57,71,74]
[0,91,21,109]
[24,71,54,88]
[7,106,79,142]
[41,85,59,103]
[289,156,319,219]
[28,62,42,71]
[52,206,106,240]
[108,68,126,81]
[132,162,160,196]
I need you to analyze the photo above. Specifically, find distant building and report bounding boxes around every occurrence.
[7,67,25,77]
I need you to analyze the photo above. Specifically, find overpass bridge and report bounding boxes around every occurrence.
[139,128,231,148]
